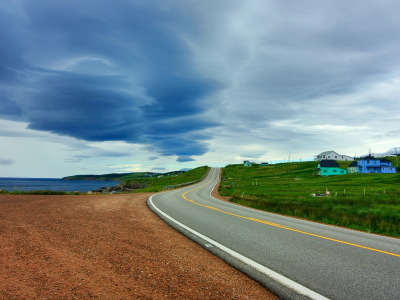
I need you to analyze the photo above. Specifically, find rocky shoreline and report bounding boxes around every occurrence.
[92,182,148,193]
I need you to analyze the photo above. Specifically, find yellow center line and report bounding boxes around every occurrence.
[182,169,400,258]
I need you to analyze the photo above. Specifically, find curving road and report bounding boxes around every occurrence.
[148,168,400,300]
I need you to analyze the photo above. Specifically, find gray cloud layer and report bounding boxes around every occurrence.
[0,159,15,166]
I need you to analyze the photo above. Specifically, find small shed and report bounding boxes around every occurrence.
[244,160,251,167]
[261,162,269,166]
[347,161,359,174]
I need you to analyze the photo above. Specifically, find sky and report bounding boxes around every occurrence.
[1,0,400,177]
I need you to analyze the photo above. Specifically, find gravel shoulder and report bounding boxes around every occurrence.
[0,192,280,299]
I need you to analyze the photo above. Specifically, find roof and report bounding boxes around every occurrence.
[319,160,339,167]
[316,150,339,156]
[380,158,392,163]
[348,161,357,167]
[358,156,377,160]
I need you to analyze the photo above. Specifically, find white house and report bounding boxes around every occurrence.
[314,151,354,161]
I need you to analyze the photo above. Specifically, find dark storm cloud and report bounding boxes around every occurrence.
[240,152,267,159]
[24,71,145,142]
[146,118,219,137]
[65,158,84,163]
[176,156,196,162]
[152,167,166,171]
[0,0,221,161]
[153,138,209,157]
[180,168,192,171]
[0,96,23,121]
[65,150,133,163]
[0,159,15,166]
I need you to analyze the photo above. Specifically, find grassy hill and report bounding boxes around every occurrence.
[123,166,209,193]
[219,158,400,237]
[62,170,187,182]
[62,172,150,181]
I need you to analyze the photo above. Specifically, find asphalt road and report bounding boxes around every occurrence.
[148,168,400,300]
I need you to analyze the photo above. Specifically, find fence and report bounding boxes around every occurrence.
[163,168,211,191]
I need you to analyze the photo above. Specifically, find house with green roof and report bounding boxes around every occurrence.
[315,160,347,176]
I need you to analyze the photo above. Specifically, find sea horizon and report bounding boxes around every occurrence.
[0,177,118,192]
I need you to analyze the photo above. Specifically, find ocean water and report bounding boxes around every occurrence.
[0,177,118,192]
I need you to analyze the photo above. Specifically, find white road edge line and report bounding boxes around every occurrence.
[149,180,330,300]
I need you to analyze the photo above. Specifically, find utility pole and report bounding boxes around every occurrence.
[396,148,398,167]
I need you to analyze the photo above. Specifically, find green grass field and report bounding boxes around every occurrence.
[219,158,400,237]
[124,166,210,193]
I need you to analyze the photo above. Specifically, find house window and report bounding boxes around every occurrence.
[323,169,327,173]
[383,168,385,170]
[333,169,337,172]
[328,156,330,158]
[340,170,344,173]
[335,156,337,158]
[323,155,325,158]
[367,160,369,163]
[374,161,376,164]
[390,168,393,171]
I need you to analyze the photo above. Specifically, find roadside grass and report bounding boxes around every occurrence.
[62,171,181,182]
[219,160,400,237]
[124,166,210,193]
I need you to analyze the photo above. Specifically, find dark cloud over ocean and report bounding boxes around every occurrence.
[0,0,222,162]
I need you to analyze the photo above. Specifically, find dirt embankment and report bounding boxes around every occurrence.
[0,192,279,299]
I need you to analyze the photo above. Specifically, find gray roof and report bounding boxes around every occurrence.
[319,160,339,167]
[358,156,377,160]
[348,161,357,167]
[380,158,392,163]
[316,150,340,156]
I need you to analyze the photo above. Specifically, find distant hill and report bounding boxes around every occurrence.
[122,166,209,193]
[61,171,185,182]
